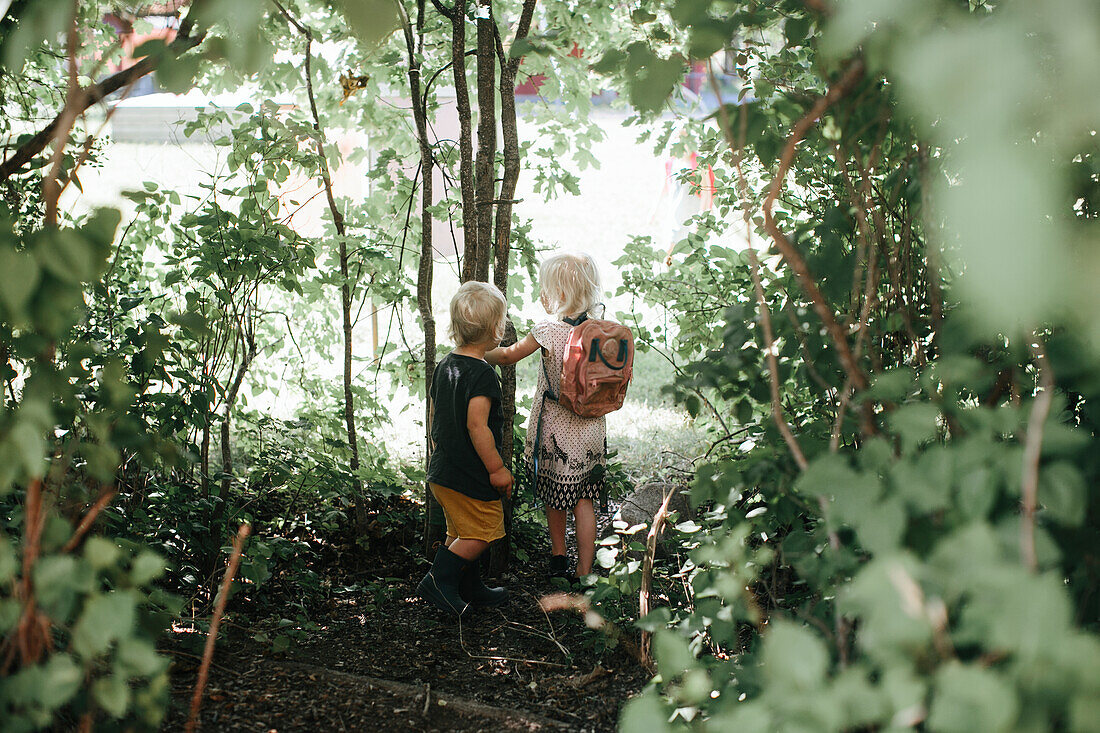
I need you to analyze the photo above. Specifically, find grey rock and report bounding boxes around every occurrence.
[606,482,693,548]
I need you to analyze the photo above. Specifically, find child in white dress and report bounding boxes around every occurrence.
[486,252,607,581]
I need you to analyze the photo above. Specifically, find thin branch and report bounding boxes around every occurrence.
[761,60,868,391]
[0,16,204,182]
[61,485,118,553]
[708,61,807,471]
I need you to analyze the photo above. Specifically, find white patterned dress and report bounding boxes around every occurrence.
[524,318,607,511]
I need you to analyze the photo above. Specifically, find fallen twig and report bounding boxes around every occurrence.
[639,489,675,671]
[185,523,251,733]
[1020,335,1054,572]
[283,660,572,729]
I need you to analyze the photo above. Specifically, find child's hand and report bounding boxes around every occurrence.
[490,467,513,498]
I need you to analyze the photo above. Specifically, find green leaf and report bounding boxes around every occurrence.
[130,550,166,586]
[1040,462,1086,526]
[333,0,401,48]
[72,590,137,659]
[928,662,1018,732]
[636,606,671,632]
[40,654,83,710]
[0,247,41,321]
[0,535,16,584]
[84,536,121,570]
[93,674,131,718]
[620,687,672,733]
[36,228,96,284]
[653,630,695,680]
[762,619,828,691]
[784,16,811,46]
[117,638,167,678]
[887,403,941,453]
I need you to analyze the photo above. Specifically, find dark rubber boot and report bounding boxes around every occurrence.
[417,547,470,618]
[459,561,509,607]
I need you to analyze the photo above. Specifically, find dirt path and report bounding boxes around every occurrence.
[164,506,647,732]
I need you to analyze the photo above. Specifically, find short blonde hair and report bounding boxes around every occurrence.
[539,252,601,318]
[449,281,507,347]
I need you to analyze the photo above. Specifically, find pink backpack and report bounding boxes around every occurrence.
[547,314,634,418]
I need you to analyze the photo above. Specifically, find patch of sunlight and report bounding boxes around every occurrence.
[607,400,709,484]
[375,392,711,487]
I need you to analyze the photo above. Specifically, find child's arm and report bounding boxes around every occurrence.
[485,333,540,366]
[467,396,512,498]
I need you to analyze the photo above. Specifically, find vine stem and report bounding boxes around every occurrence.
[1020,335,1053,573]
[709,59,852,665]
[707,62,806,472]
[761,59,868,392]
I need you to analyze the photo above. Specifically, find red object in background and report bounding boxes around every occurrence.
[684,62,706,94]
[102,13,178,75]
[515,73,546,96]
[514,43,584,96]
[664,152,716,210]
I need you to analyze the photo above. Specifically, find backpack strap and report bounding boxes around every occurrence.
[562,313,588,327]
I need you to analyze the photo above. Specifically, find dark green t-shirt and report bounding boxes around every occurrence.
[426,352,504,501]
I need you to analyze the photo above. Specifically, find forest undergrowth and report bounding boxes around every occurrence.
[4,1,1100,731]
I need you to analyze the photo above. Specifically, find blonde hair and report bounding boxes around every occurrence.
[449,281,507,347]
[539,252,602,318]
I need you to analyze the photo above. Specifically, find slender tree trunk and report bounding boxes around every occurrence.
[451,0,479,283]
[218,333,257,504]
[217,349,254,501]
[200,422,211,495]
[403,0,444,554]
[303,38,361,480]
[274,3,363,498]
[473,0,497,284]
[486,0,536,573]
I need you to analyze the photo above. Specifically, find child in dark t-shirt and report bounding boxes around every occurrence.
[417,281,513,618]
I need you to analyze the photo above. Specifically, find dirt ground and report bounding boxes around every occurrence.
[164,506,650,732]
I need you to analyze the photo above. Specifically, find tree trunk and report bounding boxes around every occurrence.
[473,0,497,284]
[218,334,257,504]
[485,0,536,574]
[200,422,211,496]
[451,0,479,283]
[281,24,367,529]
[403,0,445,554]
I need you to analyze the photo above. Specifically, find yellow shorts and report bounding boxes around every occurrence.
[430,483,505,542]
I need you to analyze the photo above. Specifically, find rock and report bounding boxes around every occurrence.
[605,482,693,550]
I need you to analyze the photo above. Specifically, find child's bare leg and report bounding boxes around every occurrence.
[448,537,489,561]
[546,507,568,556]
[574,499,596,576]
